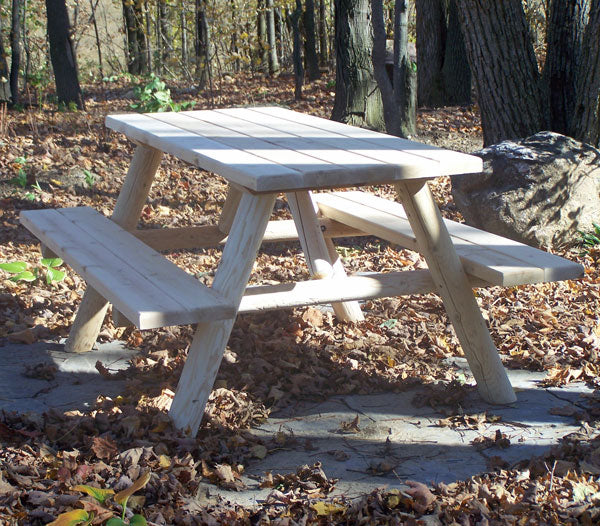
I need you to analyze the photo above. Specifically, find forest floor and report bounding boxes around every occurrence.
[0,73,600,525]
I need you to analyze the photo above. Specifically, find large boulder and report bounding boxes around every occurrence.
[451,131,600,249]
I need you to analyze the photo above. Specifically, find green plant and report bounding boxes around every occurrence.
[130,74,195,113]
[83,169,97,187]
[48,472,151,526]
[10,156,28,188]
[581,223,600,251]
[0,258,66,285]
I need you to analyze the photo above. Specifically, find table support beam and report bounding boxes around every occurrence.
[169,192,277,435]
[64,145,163,352]
[394,180,516,404]
[286,191,364,323]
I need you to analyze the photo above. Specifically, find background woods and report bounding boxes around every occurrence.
[0,0,598,145]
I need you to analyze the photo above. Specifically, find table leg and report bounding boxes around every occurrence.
[64,145,163,352]
[287,191,364,323]
[394,180,516,404]
[169,191,277,435]
[218,186,243,234]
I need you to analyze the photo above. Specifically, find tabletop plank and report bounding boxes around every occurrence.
[247,106,483,175]
[106,107,483,192]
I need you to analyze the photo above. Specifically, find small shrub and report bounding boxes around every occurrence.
[130,74,195,113]
[0,258,66,285]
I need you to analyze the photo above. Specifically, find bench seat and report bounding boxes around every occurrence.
[313,191,584,287]
[20,207,236,330]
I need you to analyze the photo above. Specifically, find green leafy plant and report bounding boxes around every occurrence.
[581,223,600,251]
[130,74,195,113]
[83,169,97,187]
[10,156,28,188]
[48,472,151,526]
[0,258,66,285]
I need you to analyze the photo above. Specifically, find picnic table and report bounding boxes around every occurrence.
[20,107,584,436]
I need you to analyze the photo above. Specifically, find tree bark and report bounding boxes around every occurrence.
[266,0,280,76]
[372,0,416,136]
[0,19,11,102]
[290,0,304,99]
[257,0,268,72]
[415,0,446,107]
[457,0,547,145]
[441,0,470,105]
[318,0,328,66]
[45,0,84,109]
[10,0,21,104]
[569,0,600,146]
[157,0,170,74]
[545,0,590,135]
[195,0,211,87]
[122,0,148,75]
[332,0,385,131]
[303,0,322,80]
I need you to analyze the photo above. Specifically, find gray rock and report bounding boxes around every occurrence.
[451,131,600,249]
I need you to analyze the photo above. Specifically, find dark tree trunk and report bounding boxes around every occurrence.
[332,0,385,130]
[45,0,84,109]
[457,0,547,145]
[181,1,188,66]
[569,0,600,146]
[441,0,470,105]
[372,0,416,136]
[318,0,328,66]
[415,0,446,107]
[545,0,590,135]
[290,0,304,99]
[195,0,211,88]
[10,0,21,104]
[266,0,280,76]
[303,0,322,80]
[157,0,170,74]
[122,0,148,75]
[416,0,470,107]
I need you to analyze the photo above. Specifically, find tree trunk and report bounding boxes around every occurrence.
[257,0,268,72]
[457,0,547,145]
[569,0,600,146]
[122,0,148,75]
[415,0,446,107]
[441,0,471,105]
[45,0,84,109]
[318,0,328,66]
[372,0,415,137]
[266,0,280,76]
[195,0,210,87]
[332,0,385,131]
[181,1,188,66]
[157,0,171,73]
[303,0,322,80]
[290,0,304,99]
[10,0,21,104]
[89,0,104,79]
[545,0,590,135]
[0,19,11,102]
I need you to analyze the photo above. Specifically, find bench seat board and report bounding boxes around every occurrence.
[20,207,235,329]
[314,191,584,287]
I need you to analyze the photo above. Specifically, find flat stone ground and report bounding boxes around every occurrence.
[0,340,592,507]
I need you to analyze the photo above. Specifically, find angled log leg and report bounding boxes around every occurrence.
[395,180,516,404]
[169,191,277,435]
[218,186,243,234]
[64,145,163,352]
[286,191,364,323]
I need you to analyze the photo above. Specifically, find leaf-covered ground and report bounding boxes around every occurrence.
[1,74,600,525]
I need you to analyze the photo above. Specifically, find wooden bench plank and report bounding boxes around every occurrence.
[20,208,235,329]
[314,191,584,286]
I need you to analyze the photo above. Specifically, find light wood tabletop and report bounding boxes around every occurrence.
[105,106,482,192]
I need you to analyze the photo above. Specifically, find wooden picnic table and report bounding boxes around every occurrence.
[20,107,584,436]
